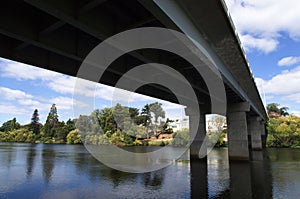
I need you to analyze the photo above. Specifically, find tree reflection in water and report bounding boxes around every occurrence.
[42,146,56,184]
[26,144,36,179]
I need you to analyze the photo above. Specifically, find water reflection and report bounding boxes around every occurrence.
[1,143,16,168]
[42,145,56,184]
[250,151,273,199]
[143,170,165,189]
[1,143,300,198]
[26,144,36,178]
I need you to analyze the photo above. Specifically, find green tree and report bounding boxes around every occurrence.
[113,103,130,131]
[66,119,76,132]
[42,104,59,137]
[99,107,116,134]
[149,102,165,135]
[30,109,40,134]
[162,118,174,133]
[66,129,82,144]
[0,118,21,132]
[267,103,280,114]
[53,121,69,142]
[140,104,151,138]
[267,115,300,148]
[267,103,289,117]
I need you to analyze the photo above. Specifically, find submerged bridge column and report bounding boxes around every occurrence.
[227,102,250,161]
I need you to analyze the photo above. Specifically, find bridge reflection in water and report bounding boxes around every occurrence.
[191,149,273,199]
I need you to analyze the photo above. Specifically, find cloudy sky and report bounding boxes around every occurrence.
[0,59,184,124]
[225,0,300,115]
[1,0,300,125]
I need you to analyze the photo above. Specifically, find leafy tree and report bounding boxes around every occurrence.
[149,102,165,135]
[54,121,69,142]
[279,106,289,117]
[267,103,289,117]
[113,103,130,131]
[99,107,116,134]
[209,115,226,132]
[66,129,82,144]
[267,103,280,114]
[162,118,174,133]
[267,115,300,148]
[30,109,41,134]
[139,104,151,138]
[66,119,76,132]
[0,118,21,132]
[129,107,139,121]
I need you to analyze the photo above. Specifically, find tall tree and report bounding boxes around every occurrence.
[149,102,165,135]
[209,115,226,132]
[140,104,152,138]
[43,104,59,137]
[30,109,40,134]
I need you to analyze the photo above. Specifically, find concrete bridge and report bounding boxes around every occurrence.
[0,0,267,162]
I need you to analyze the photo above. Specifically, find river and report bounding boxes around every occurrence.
[0,142,299,198]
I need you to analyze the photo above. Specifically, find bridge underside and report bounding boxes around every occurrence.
[0,0,268,160]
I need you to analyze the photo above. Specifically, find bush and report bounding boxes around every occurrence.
[171,129,189,147]
[267,115,300,148]
[66,129,82,144]
[0,128,35,143]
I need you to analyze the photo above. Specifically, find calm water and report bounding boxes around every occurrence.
[0,142,299,199]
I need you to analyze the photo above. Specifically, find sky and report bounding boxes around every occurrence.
[1,0,300,125]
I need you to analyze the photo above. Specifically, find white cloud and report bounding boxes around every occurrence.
[18,99,44,107]
[278,56,300,66]
[0,104,28,115]
[0,59,59,81]
[255,65,300,112]
[286,93,300,104]
[162,102,185,110]
[240,34,278,54]
[0,59,156,104]
[0,87,33,100]
[225,0,300,53]
[51,96,88,110]
[255,66,300,95]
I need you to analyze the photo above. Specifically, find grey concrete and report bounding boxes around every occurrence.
[227,103,250,160]
[227,101,250,113]
[248,117,263,150]
[185,107,206,159]
[0,0,268,122]
[261,122,267,148]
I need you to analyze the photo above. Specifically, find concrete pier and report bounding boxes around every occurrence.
[227,102,250,161]
[248,117,263,150]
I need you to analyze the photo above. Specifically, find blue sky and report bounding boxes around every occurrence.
[1,0,300,125]
[0,59,184,125]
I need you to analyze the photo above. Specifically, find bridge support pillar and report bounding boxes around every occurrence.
[227,102,250,161]
[261,123,267,148]
[185,108,207,198]
[248,117,263,150]
[185,108,206,159]
[190,114,206,159]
